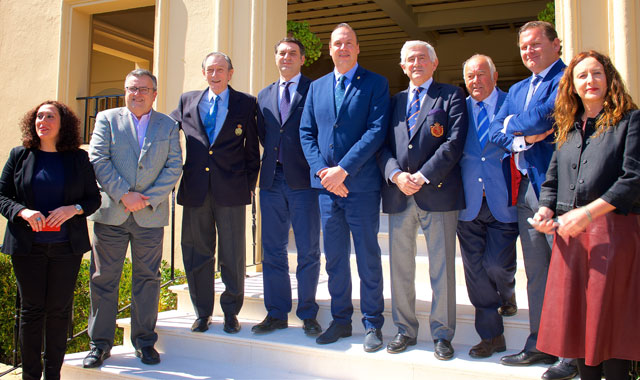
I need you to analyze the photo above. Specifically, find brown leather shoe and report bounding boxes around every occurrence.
[498,294,517,317]
[469,335,507,358]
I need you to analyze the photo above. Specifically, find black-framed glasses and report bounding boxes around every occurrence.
[125,86,154,95]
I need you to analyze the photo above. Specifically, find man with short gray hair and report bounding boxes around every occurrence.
[84,69,182,367]
[378,40,467,359]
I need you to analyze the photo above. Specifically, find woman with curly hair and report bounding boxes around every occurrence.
[531,51,640,379]
[0,101,101,380]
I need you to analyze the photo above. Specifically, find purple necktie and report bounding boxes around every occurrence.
[278,82,292,163]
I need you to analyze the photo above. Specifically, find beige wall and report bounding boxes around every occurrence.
[89,51,134,96]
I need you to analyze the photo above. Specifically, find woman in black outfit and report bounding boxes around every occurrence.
[0,101,100,380]
[532,51,640,380]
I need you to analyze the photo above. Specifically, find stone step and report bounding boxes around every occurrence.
[62,311,548,380]
[170,272,531,349]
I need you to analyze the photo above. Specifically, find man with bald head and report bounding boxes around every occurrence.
[457,54,519,358]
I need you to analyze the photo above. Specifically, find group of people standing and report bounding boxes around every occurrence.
[0,18,637,380]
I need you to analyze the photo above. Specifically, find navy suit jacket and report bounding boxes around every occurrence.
[257,75,312,190]
[489,59,566,197]
[300,66,389,192]
[378,81,468,214]
[459,89,517,223]
[171,86,259,207]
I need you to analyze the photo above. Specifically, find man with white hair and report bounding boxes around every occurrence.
[378,40,467,359]
[457,54,519,358]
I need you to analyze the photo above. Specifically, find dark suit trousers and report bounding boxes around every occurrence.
[457,198,519,340]
[319,191,384,329]
[517,177,553,351]
[89,216,164,351]
[260,166,321,320]
[181,189,246,318]
[12,243,82,380]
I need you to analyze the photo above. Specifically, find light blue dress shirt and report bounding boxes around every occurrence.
[198,87,229,144]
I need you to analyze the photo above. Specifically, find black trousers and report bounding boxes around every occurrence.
[12,243,82,380]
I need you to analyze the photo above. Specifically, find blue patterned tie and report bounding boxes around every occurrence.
[524,74,542,110]
[407,87,422,137]
[476,101,490,149]
[334,75,346,113]
[204,96,219,145]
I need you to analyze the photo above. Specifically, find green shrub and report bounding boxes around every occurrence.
[287,20,322,66]
[0,255,185,364]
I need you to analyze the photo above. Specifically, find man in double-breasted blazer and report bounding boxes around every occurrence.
[85,69,182,367]
[170,52,260,335]
[251,38,322,336]
[488,21,576,379]
[299,23,389,352]
[456,54,519,359]
[378,40,467,359]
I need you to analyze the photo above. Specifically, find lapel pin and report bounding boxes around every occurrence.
[430,122,444,137]
[235,124,243,136]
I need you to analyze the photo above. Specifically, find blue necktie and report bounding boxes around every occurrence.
[204,95,219,145]
[407,87,422,137]
[524,74,542,110]
[278,82,292,163]
[476,101,490,149]
[334,75,346,113]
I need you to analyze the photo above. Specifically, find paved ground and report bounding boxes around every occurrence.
[0,363,21,379]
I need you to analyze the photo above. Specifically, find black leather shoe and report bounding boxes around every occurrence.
[302,318,322,336]
[433,339,454,360]
[501,350,557,366]
[469,335,507,358]
[191,316,211,332]
[498,294,517,317]
[251,315,288,334]
[223,315,241,334]
[315,321,351,344]
[82,347,110,368]
[386,333,417,353]
[135,346,160,365]
[363,328,383,352]
[542,359,578,380]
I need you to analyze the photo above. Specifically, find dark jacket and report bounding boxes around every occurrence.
[170,86,260,207]
[539,109,640,215]
[0,147,101,255]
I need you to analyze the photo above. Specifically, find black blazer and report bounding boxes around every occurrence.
[0,147,101,255]
[378,81,468,213]
[539,109,640,215]
[171,86,260,207]
[257,75,312,190]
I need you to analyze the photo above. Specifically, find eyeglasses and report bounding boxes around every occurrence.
[125,86,154,95]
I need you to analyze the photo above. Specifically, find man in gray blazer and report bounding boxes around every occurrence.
[83,69,182,368]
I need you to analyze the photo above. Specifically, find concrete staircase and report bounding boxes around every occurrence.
[62,214,549,380]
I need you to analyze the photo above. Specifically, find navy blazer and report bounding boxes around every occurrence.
[378,81,468,213]
[0,147,101,255]
[459,89,517,223]
[257,75,312,190]
[489,59,566,197]
[299,66,389,192]
[171,86,260,207]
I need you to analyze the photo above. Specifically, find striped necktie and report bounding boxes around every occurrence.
[407,87,422,137]
[476,101,489,149]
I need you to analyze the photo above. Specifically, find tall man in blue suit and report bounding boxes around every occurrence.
[171,52,260,335]
[251,37,322,336]
[489,21,577,380]
[456,54,519,359]
[378,40,467,360]
[85,69,182,367]
[299,23,389,352]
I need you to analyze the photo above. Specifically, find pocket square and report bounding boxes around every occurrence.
[428,108,445,116]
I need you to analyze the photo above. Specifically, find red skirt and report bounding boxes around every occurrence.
[537,212,640,366]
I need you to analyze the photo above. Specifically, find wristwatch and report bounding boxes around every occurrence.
[74,204,83,214]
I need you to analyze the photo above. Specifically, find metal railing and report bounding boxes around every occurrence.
[76,94,125,143]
